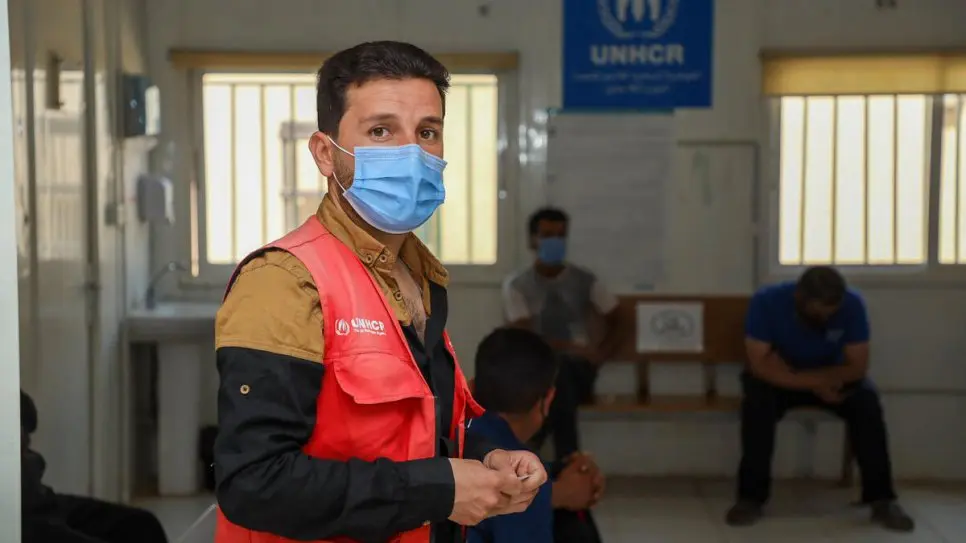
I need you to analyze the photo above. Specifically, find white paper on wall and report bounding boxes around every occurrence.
[636,301,704,353]
[546,112,673,292]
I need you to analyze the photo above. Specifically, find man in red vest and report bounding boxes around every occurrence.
[213,41,547,543]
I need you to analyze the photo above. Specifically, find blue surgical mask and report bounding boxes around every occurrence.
[537,237,566,265]
[328,136,446,234]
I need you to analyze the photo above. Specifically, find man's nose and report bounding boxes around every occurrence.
[395,130,420,146]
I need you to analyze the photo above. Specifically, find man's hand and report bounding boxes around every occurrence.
[483,449,549,514]
[810,374,845,404]
[448,458,519,526]
[548,340,603,364]
[551,460,597,511]
[813,383,843,404]
[578,346,606,367]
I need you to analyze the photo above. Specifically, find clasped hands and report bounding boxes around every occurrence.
[552,451,605,511]
[553,340,605,366]
[808,374,850,404]
[448,449,548,526]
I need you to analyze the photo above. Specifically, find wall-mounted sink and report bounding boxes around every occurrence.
[123,301,222,496]
[125,302,221,341]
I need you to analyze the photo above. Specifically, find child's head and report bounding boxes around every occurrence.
[473,327,558,441]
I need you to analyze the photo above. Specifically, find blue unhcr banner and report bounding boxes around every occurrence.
[563,0,714,109]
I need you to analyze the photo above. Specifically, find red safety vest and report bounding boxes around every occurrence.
[215,217,484,543]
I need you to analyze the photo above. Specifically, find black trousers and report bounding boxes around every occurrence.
[532,354,598,460]
[23,494,168,543]
[737,373,897,505]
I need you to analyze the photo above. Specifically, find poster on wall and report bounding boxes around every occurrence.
[563,0,714,109]
[636,302,704,353]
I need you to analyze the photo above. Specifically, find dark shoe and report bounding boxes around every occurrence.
[725,501,763,527]
[871,501,915,532]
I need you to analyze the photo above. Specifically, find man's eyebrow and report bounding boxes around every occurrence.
[358,113,399,124]
[357,113,443,126]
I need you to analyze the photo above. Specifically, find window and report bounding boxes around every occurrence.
[764,53,966,274]
[774,93,966,272]
[197,72,500,268]
[940,94,966,264]
[776,95,929,266]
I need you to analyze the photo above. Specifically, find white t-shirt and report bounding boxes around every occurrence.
[502,265,618,343]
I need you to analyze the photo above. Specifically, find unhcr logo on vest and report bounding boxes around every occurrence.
[335,319,351,336]
[335,317,387,336]
[593,0,684,66]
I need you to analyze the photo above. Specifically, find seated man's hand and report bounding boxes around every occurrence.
[551,460,597,511]
[549,339,582,354]
[580,346,606,367]
[483,449,549,515]
[810,374,845,404]
[565,452,605,505]
[813,384,843,404]
[567,343,606,366]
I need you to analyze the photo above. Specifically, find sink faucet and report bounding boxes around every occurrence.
[145,261,189,310]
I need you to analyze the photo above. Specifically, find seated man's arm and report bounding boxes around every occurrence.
[812,294,871,384]
[502,275,586,353]
[589,279,624,361]
[745,293,821,390]
[502,278,532,329]
[215,253,454,543]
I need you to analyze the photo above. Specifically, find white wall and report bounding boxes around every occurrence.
[11,0,151,499]
[146,0,966,480]
[91,0,154,501]
[0,0,23,535]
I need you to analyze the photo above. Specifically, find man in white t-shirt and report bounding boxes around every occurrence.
[502,207,625,458]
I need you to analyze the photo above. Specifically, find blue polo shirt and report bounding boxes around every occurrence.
[745,282,869,369]
[466,411,553,543]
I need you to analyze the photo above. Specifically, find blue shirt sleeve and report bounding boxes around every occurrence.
[842,293,870,344]
[467,521,491,543]
[745,291,773,343]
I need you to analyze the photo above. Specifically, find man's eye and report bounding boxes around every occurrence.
[420,129,439,140]
[370,127,389,138]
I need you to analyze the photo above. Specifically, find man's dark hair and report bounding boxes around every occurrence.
[797,266,847,305]
[473,327,558,414]
[527,207,569,236]
[316,41,450,135]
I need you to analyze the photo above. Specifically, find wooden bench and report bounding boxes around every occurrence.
[580,294,855,486]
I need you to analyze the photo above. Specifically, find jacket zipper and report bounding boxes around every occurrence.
[432,395,440,543]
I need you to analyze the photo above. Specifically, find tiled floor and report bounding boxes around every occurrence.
[139,479,966,543]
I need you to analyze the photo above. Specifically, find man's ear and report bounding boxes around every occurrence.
[544,387,556,414]
[309,132,335,177]
[528,234,539,252]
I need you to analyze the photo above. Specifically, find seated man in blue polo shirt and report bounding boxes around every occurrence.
[725,266,913,532]
[468,327,604,543]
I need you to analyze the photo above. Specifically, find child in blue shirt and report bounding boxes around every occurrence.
[467,328,604,543]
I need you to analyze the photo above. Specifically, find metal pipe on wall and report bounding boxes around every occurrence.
[80,0,103,499]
